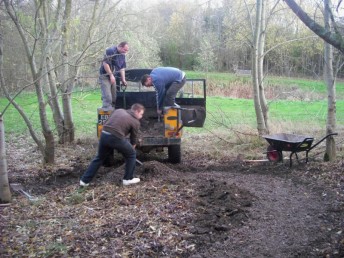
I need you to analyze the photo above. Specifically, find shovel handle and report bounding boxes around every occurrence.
[20,189,33,199]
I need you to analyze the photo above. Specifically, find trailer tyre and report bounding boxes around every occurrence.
[266,145,283,162]
[168,145,181,164]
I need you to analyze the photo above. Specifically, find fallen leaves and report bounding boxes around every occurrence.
[2,139,344,257]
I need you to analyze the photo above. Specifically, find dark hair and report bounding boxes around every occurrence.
[118,41,128,47]
[141,74,150,85]
[131,103,145,112]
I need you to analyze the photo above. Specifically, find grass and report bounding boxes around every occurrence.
[1,71,344,139]
[2,92,344,138]
[186,70,344,97]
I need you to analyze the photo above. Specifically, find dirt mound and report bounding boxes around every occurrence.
[190,179,255,248]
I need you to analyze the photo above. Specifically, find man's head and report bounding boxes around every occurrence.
[131,103,145,119]
[141,74,153,87]
[117,41,129,54]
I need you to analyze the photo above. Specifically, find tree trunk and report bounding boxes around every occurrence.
[45,56,65,142]
[60,0,75,143]
[323,0,336,161]
[284,0,344,54]
[258,0,269,134]
[252,0,268,135]
[40,1,65,142]
[0,116,11,203]
[5,1,55,164]
[0,20,11,203]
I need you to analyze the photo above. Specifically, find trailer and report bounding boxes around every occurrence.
[97,68,206,163]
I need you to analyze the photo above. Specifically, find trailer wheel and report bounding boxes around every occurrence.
[168,145,181,164]
[266,145,283,162]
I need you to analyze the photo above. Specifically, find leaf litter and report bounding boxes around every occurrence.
[1,138,344,257]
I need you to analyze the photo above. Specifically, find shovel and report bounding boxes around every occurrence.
[10,183,38,201]
[136,159,143,166]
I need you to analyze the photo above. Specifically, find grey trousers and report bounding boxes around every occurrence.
[100,75,116,109]
[165,76,186,106]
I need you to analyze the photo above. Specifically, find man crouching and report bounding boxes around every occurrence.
[80,103,145,186]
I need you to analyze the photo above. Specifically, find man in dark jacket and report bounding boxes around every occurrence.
[80,103,145,186]
[141,67,186,114]
[99,41,129,110]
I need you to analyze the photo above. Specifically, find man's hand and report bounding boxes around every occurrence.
[109,74,116,85]
[157,109,162,115]
[121,79,127,86]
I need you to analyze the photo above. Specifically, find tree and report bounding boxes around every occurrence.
[41,0,65,143]
[1,0,164,166]
[0,29,11,203]
[0,115,10,203]
[324,0,337,161]
[284,0,344,54]
[2,0,117,162]
[59,0,75,143]
[284,0,339,161]
[252,0,269,135]
[195,34,217,72]
[157,0,201,69]
[4,1,56,163]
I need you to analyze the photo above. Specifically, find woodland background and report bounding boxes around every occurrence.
[1,0,342,95]
[0,0,343,197]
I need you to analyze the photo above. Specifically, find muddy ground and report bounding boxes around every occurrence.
[1,139,344,257]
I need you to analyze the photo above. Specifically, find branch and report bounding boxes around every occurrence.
[283,0,344,54]
[264,35,318,57]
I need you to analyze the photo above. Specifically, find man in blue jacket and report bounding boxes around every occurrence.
[141,67,186,114]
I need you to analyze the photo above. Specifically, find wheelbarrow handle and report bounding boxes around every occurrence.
[308,133,338,152]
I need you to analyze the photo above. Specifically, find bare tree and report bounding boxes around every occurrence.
[0,28,11,202]
[4,1,55,163]
[284,0,338,161]
[324,0,337,161]
[284,0,344,54]
[0,116,10,203]
[252,0,269,135]
[41,0,65,142]
[59,0,75,143]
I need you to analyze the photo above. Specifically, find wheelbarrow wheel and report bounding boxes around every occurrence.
[266,145,283,162]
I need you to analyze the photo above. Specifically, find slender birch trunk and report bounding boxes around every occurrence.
[252,0,268,135]
[0,116,11,203]
[0,28,11,202]
[323,0,336,161]
[60,0,75,143]
[5,1,55,163]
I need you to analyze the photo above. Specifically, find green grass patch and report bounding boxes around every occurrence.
[2,85,344,138]
[0,89,102,135]
[185,70,344,97]
[188,97,344,135]
[266,77,344,96]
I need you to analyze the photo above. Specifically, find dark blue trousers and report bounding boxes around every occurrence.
[81,132,136,183]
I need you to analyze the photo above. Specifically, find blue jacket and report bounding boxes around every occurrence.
[99,46,126,78]
[150,67,185,109]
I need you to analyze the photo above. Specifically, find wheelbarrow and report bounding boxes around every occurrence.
[262,133,338,167]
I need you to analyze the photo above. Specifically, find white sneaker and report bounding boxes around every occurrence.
[173,103,181,108]
[123,178,140,186]
[80,180,89,187]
